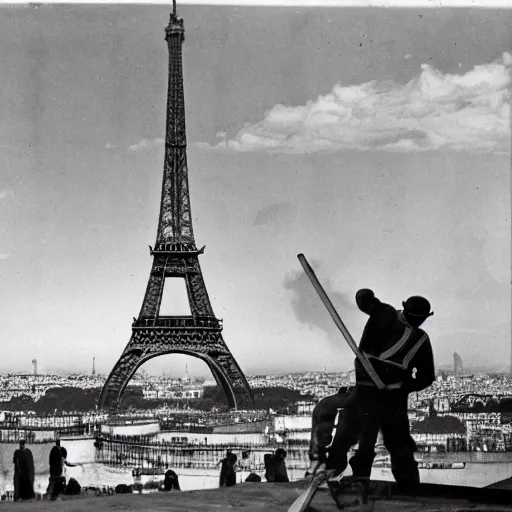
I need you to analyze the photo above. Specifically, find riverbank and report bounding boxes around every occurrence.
[0,482,511,512]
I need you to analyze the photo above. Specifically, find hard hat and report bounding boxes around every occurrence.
[402,296,433,317]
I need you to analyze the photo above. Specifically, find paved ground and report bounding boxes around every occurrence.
[0,482,511,512]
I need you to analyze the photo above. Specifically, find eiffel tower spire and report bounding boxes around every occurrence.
[99,5,254,411]
[155,3,195,252]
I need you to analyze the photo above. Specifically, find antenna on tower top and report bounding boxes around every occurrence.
[173,0,177,16]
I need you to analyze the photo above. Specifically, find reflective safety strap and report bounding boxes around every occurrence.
[363,352,407,370]
[379,326,413,360]
[357,380,403,389]
[402,333,428,368]
[325,410,341,450]
[363,330,426,370]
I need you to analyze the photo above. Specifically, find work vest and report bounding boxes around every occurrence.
[359,312,428,388]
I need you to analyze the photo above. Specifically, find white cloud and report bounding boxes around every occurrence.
[200,53,511,154]
[128,138,164,152]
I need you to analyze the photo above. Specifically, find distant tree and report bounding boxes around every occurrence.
[485,399,500,411]
[499,400,512,413]
[0,394,34,412]
[35,387,99,413]
[0,385,315,414]
[411,415,465,434]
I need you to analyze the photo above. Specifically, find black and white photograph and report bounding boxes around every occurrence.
[0,0,510,509]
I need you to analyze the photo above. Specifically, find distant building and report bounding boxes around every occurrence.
[142,385,204,400]
[296,401,315,415]
[454,352,463,376]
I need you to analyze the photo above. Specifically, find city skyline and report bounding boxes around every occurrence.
[1,360,509,379]
[0,5,510,378]
[1,366,510,380]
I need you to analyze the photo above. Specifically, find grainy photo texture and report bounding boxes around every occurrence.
[0,2,510,510]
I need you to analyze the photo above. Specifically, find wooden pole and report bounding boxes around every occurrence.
[297,253,386,390]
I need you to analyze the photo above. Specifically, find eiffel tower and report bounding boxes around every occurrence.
[99,3,254,410]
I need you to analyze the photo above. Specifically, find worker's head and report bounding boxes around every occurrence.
[19,440,26,449]
[402,296,433,327]
[55,439,61,447]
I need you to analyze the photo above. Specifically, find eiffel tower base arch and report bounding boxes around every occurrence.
[99,328,253,411]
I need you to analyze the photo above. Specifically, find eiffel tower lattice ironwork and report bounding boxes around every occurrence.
[99,4,254,410]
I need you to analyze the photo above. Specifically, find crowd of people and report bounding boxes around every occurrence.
[217,448,290,487]
[12,441,292,500]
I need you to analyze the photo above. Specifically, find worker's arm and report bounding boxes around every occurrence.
[356,289,397,353]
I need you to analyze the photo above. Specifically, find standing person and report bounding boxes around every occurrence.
[225,453,238,486]
[46,439,65,500]
[12,440,35,501]
[348,289,435,490]
[218,450,236,487]
[265,449,289,483]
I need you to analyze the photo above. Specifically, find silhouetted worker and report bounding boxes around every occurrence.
[218,451,237,487]
[49,440,62,475]
[12,440,35,501]
[163,469,181,491]
[226,453,237,486]
[349,290,435,490]
[309,386,358,476]
[265,448,289,482]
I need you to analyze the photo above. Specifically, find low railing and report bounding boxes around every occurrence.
[95,435,311,471]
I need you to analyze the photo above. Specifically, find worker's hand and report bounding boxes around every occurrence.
[325,469,339,482]
[310,460,325,477]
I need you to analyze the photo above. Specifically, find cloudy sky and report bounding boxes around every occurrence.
[0,4,510,378]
